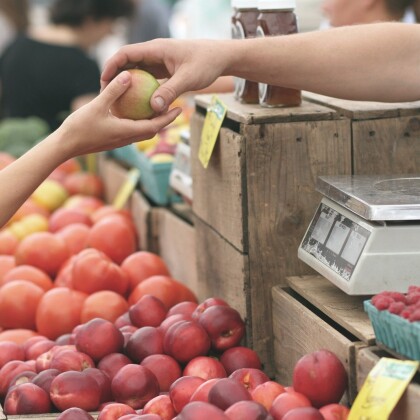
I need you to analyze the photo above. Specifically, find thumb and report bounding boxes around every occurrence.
[97,71,132,108]
[151,70,192,113]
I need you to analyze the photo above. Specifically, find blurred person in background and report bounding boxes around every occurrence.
[0,0,29,56]
[320,0,416,28]
[0,0,133,131]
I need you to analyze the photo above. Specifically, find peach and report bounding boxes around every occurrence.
[50,370,101,412]
[50,349,95,372]
[97,402,136,420]
[229,368,270,392]
[208,378,251,410]
[57,407,95,419]
[0,360,36,397]
[49,208,92,232]
[25,339,56,360]
[183,356,227,381]
[175,401,229,419]
[125,326,163,363]
[169,376,205,413]
[143,394,176,420]
[115,312,133,328]
[198,305,245,351]
[55,333,74,345]
[84,367,112,404]
[32,368,61,394]
[75,318,124,362]
[251,381,286,411]
[191,298,229,321]
[166,301,198,318]
[141,354,182,392]
[269,391,312,420]
[129,294,167,328]
[282,407,324,420]
[225,400,271,419]
[4,383,51,415]
[158,314,191,336]
[8,370,37,388]
[189,378,220,403]
[97,352,132,380]
[0,341,25,368]
[163,320,210,364]
[319,403,350,420]
[111,364,160,409]
[220,346,262,375]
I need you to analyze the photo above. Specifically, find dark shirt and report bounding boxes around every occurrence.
[0,35,100,130]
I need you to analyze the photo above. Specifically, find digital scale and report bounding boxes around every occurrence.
[298,175,420,295]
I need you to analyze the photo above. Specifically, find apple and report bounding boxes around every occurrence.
[111,69,160,120]
[57,407,95,419]
[97,352,132,380]
[141,354,182,392]
[198,305,245,351]
[125,326,164,363]
[97,402,137,420]
[220,346,262,375]
[191,297,229,321]
[269,391,311,420]
[174,401,229,419]
[225,400,271,420]
[163,320,211,364]
[129,295,167,328]
[32,368,61,394]
[0,341,25,368]
[229,368,270,393]
[143,394,176,419]
[282,407,324,420]
[292,349,348,408]
[50,349,95,372]
[111,364,160,409]
[84,367,112,404]
[169,375,205,413]
[50,370,101,412]
[208,378,251,410]
[189,378,220,403]
[319,403,350,420]
[183,356,227,381]
[4,383,51,415]
[56,407,94,420]
[75,317,124,362]
[251,381,286,411]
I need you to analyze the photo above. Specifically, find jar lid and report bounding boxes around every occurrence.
[235,0,259,8]
[258,0,296,10]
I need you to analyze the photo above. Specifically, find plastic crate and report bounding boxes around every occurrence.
[110,145,180,206]
[364,300,420,360]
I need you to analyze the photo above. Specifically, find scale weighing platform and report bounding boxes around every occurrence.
[298,175,420,295]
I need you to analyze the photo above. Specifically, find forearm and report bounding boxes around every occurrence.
[225,23,420,102]
[0,131,70,227]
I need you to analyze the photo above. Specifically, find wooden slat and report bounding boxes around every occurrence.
[352,116,420,175]
[272,286,360,403]
[303,91,420,120]
[155,208,199,297]
[287,275,376,345]
[191,112,247,252]
[356,346,420,420]
[195,93,339,125]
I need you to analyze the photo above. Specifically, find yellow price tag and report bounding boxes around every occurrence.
[86,153,97,174]
[198,95,227,168]
[349,357,419,420]
[112,168,141,210]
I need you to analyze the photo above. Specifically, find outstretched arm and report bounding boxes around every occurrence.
[101,22,420,113]
[0,71,181,227]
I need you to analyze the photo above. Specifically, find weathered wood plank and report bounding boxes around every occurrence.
[356,346,420,420]
[130,190,154,252]
[195,93,339,125]
[191,112,247,252]
[287,275,375,345]
[272,286,361,403]
[155,208,199,297]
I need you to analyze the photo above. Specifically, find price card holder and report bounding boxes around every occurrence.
[349,357,419,420]
[112,168,141,210]
[198,95,227,169]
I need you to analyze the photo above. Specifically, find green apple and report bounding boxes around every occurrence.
[111,69,160,120]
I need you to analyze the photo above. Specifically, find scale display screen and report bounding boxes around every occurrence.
[301,202,371,281]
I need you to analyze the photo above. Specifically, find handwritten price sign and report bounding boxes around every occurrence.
[198,96,227,169]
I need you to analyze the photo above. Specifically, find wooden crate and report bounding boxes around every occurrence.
[190,93,352,375]
[1,410,99,420]
[154,205,199,297]
[272,275,376,403]
[356,346,420,419]
[97,155,158,252]
[303,92,420,174]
